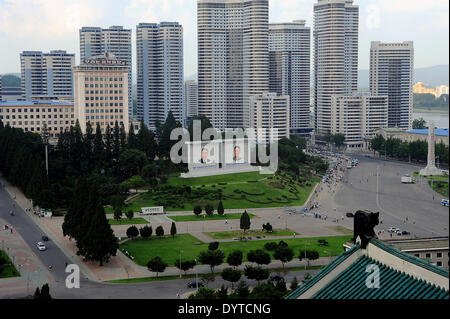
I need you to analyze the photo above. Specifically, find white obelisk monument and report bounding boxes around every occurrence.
[419,121,443,176]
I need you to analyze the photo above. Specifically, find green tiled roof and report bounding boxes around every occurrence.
[312,255,449,299]
[285,245,360,299]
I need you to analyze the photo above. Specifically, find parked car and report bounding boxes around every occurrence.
[187,281,204,289]
[270,274,284,282]
[36,242,46,251]
[346,213,354,218]
[42,236,49,242]
[441,199,449,207]
[402,231,411,236]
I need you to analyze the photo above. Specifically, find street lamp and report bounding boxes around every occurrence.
[179,250,183,278]
[194,259,198,291]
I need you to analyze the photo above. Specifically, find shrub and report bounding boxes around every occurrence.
[264,242,278,251]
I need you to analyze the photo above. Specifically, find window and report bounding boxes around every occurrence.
[437,253,442,258]
[425,253,431,258]
[437,261,442,267]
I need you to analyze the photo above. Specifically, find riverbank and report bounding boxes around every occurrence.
[414,107,449,113]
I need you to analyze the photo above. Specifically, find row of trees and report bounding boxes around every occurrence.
[414,93,449,109]
[0,111,183,211]
[145,240,319,279]
[370,135,449,165]
[125,223,177,240]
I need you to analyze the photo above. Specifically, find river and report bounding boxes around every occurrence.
[413,111,449,129]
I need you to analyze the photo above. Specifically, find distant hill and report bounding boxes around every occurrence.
[1,74,21,87]
[358,65,449,89]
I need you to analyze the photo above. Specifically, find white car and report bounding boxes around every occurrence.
[37,242,47,251]
[388,227,400,233]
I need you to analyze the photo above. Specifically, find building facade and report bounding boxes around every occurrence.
[413,82,437,96]
[313,0,359,136]
[197,0,269,130]
[249,92,290,142]
[331,93,388,148]
[73,53,129,134]
[80,26,133,120]
[370,41,414,130]
[0,87,21,101]
[384,237,449,270]
[269,20,311,135]
[20,50,75,100]
[0,100,74,138]
[136,22,184,130]
[185,80,198,123]
[373,127,449,147]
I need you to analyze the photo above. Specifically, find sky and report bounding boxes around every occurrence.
[0,0,448,78]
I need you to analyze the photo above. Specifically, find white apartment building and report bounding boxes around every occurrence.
[136,22,184,130]
[331,93,388,148]
[73,53,129,134]
[185,80,198,122]
[269,20,311,136]
[370,41,414,130]
[313,0,359,136]
[197,0,269,130]
[0,100,75,138]
[20,50,75,100]
[80,26,133,120]
[436,85,449,98]
[249,92,290,143]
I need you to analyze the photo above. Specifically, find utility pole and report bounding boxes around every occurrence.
[42,123,49,176]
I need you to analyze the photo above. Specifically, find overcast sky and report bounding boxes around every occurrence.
[0,0,448,78]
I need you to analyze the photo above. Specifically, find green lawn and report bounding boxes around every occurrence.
[118,171,319,212]
[206,229,295,240]
[0,250,20,279]
[108,218,149,226]
[168,213,256,222]
[429,181,449,197]
[119,234,351,267]
[413,172,449,197]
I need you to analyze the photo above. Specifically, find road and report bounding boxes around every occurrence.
[329,155,449,238]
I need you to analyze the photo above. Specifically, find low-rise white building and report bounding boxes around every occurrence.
[0,100,75,138]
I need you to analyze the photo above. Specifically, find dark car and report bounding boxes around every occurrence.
[42,236,49,242]
[270,275,283,282]
[346,213,354,218]
[187,281,204,289]
[402,231,411,236]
